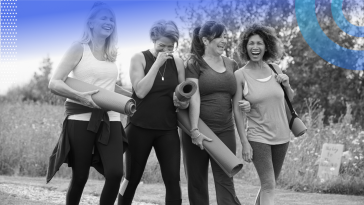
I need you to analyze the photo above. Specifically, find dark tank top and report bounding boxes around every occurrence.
[130,50,179,130]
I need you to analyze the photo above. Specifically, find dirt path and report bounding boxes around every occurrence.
[0,176,363,205]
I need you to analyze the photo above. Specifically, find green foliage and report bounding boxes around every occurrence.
[0,101,63,176]
[279,99,364,195]
[176,0,364,125]
[5,56,65,105]
[0,101,102,179]
[235,98,364,195]
[0,101,363,195]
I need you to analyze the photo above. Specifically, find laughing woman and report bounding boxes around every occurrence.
[117,20,187,205]
[181,21,242,205]
[233,24,294,205]
[47,2,124,205]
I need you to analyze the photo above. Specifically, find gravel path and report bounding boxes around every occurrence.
[0,183,156,205]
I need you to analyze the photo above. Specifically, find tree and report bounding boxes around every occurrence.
[6,56,65,105]
[176,0,364,126]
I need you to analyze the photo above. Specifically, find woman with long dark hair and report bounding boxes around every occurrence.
[181,21,243,205]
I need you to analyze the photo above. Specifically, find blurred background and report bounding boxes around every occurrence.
[0,0,363,198]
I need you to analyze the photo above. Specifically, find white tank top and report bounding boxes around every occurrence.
[67,43,120,121]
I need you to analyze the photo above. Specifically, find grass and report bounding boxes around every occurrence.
[0,99,363,196]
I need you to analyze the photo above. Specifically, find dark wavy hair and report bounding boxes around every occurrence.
[189,21,226,66]
[237,24,283,62]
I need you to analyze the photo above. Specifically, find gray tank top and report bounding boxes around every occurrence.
[241,68,290,144]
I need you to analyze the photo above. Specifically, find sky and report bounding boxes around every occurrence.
[0,0,191,94]
[0,0,363,95]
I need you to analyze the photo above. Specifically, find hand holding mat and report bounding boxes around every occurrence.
[54,77,136,115]
[177,109,243,177]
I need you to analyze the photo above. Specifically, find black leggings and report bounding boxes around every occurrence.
[119,123,181,205]
[182,130,241,205]
[66,120,124,205]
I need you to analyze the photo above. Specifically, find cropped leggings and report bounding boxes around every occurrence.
[249,141,289,204]
[118,123,182,205]
[182,130,241,205]
[66,120,124,205]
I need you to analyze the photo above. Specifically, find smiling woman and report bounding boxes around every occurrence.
[79,1,118,62]
[233,24,295,205]
[47,2,125,205]
[181,21,243,205]
[117,20,186,205]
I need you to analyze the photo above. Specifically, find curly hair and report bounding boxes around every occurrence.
[237,24,283,62]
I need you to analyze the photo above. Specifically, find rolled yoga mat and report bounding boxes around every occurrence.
[55,77,136,115]
[177,109,243,177]
[174,81,197,102]
[115,84,133,98]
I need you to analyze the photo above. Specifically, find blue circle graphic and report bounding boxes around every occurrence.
[332,0,364,37]
[295,0,363,70]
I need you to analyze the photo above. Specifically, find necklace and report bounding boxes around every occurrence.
[151,50,167,81]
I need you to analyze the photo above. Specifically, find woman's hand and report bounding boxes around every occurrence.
[242,142,253,163]
[275,73,290,87]
[173,92,189,109]
[238,100,251,113]
[154,51,173,67]
[77,90,101,109]
[191,130,212,150]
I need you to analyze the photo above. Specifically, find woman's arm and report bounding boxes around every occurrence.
[48,42,100,108]
[272,63,295,101]
[187,77,212,150]
[233,70,253,162]
[175,56,185,84]
[173,56,189,109]
[130,51,172,99]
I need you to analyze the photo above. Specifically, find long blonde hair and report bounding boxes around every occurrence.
[79,1,118,62]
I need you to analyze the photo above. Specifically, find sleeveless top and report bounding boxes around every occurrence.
[186,56,238,134]
[241,68,290,144]
[66,44,120,121]
[130,50,179,130]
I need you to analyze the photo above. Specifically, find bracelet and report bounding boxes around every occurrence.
[190,128,199,133]
[191,132,201,139]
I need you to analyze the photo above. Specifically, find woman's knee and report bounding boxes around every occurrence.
[72,173,89,187]
[105,168,123,182]
[260,179,275,192]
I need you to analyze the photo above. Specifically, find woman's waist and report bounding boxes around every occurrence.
[130,111,177,129]
[64,101,121,121]
[67,111,121,121]
[246,115,289,135]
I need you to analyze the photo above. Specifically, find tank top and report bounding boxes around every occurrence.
[130,50,179,130]
[241,68,290,144]
[66,43,120,121]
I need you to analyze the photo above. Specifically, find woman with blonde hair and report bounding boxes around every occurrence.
[47,2,124,204]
